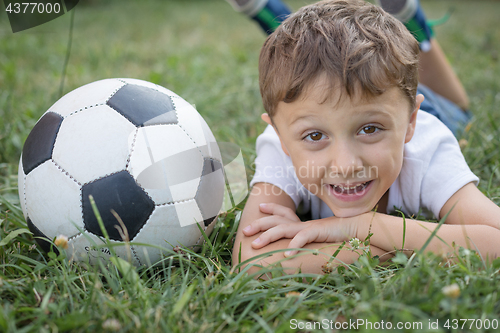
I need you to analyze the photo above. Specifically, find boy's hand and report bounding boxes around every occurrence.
[242,202,301,238]
[242,203,359,257]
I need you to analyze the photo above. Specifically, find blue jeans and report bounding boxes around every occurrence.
[417,84,472,137]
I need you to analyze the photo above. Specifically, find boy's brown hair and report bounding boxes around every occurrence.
[259,0,420,117]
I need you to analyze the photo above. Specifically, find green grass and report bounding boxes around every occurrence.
[1,0,500,331]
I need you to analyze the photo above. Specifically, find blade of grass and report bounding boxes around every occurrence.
[418,205,454,254]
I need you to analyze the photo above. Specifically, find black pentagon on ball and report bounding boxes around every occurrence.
[22,112,63,175]
[107,84,178,127]
[195,158,225,226]
[27,217,60,256]
[82,171,155,241]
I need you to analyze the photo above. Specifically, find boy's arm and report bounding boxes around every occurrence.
[357,183,500,259]
[256,183,500,260]
[232,182,390,276]
[440,182,500,229]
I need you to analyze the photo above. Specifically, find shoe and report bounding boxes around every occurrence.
[226,0,291,34]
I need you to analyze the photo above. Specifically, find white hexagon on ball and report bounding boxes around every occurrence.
[128,124,203,204]
[52,104,136,185]
[24,160,83,238]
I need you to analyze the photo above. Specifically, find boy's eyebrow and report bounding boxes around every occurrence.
[289,114,316,126]
[290,109,394,125]
[359,109,395,118]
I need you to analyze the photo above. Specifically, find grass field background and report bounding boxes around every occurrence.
[1,0,500,332]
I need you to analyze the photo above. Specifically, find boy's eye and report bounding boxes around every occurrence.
[359,126,379,135]
[305,132,324,141]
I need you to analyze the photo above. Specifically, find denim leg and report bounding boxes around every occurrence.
[416,84,472,136]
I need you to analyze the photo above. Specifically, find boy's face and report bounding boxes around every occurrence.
[264,78,422,217]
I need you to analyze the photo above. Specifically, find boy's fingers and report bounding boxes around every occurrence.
[259,203,301,222]
[284,225,349,257]
[285,229,321,256]
[242,215,293,236]
[250,223,306,249]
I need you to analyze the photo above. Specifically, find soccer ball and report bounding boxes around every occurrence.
[18,78,225,266]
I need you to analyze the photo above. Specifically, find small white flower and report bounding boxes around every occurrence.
[54,235,68,249]
[285,291,301,298]
[349,238,361,249]
[102,319,121,331]
[442,283,460,298]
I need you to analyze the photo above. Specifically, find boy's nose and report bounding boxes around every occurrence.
[328,141,363,176]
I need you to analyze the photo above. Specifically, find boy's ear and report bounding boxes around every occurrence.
[404,94,424,143]
[261,113,290,156]
[261,113,273,126]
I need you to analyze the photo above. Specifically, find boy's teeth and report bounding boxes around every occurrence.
[332,181,370,194]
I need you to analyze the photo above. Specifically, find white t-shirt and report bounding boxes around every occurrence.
[250,111,479,220]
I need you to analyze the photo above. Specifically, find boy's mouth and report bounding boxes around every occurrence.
[330,180,373,195]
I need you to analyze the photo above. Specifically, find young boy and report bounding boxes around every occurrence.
[232,0,500,275]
